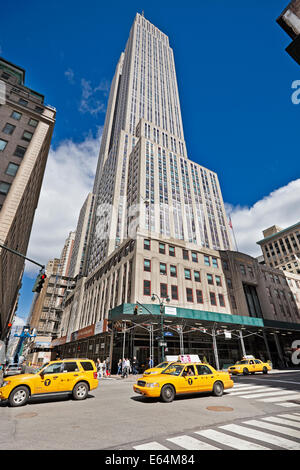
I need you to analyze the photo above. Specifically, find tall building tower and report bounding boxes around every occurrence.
[88,12,232,274]
[0,58,56,340]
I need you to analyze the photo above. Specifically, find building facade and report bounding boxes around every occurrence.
[257,223,300,275]
[0,57,56,340]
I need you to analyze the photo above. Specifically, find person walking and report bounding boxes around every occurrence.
[132,357,139,375]
[117,359,122,375]
[96,358,102,379]
[122,358,130,378]
[102,359,106,377]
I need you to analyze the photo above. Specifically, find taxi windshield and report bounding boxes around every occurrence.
[162,364,184,376]
[155,362,169,369]
[34,363,49,374]
[235,360,248,365]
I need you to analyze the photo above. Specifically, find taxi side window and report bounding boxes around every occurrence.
[43,362,63,374]
[63,362,79,372]
[80,361,94,371]
[250,360,254,364]
[255,360,261,364]
[196,365,212,375]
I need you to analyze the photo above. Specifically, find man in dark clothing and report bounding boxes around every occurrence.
[132,357,139,375]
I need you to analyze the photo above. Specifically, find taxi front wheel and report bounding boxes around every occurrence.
[160,384,175,403]
[72,382,89,400]
[212,381,224,397]
[9,386,29,407]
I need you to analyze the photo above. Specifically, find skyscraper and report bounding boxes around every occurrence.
[88,12,232,274]
[0,58,56,340]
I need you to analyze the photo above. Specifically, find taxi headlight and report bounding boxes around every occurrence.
[145,383,160,388]
[1,381,11,387]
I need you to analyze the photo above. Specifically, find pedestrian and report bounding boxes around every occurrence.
[148,357,153,369]
[105,357,110,376]
[102,359,106,377]
[117,359,122,375]
[122,358,130,378]
[132,357,139,375]
[96,358,102,379]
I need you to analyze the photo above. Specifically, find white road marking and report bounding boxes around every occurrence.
[195,429,270,450]
[262,416,300,428]
[167,435,220,450]
[134,442,170,450]
[240,390,298,399]
[244,419,300,440]
[229,386,272,394]
[220,423,300,450]
[280,414,300,421]
[258,394,300,403]
[277,402,300,408]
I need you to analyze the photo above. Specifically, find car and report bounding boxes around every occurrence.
[4,364,24,376]
[228,358,272,375]
[143,361,176,376]
[0,358,98,407]
[133,362,234,402]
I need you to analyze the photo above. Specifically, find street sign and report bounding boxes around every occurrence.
[164,332,173,337]
[159,342,167,347]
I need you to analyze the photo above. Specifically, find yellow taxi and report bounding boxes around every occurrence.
[228,358,272,376]
[134,362,234,402]
[143,361,176,376]
[0,358,98,407]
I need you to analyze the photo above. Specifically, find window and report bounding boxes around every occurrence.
[196,290,203,304]
[144,239,150,250]
[3,123,16,135]
[63,362,79,372]
[0,139,8,151]
[14,145,26,158]
[171,285,178,300]
[207,273,214,285]
[240,264,246,275]
[204,255,210,266]
[160,263,167,275]
[186,288,193,302]
[160,283,168,298]
[169,245,175,257]
[22,131,33,142]
[0,182,11,195]
[19,98,28,106]
[218,294,225,307]
[210,292,217,306]
[182,249,189,260]
[42,362,63,374]
[80,361,94,371]
[215,275,222,287]
[223,260,229,270]
[143,280,151,296]
[159,242,165,254]
[144,259,151,272]
[11,111,22,120]
[184,268,191,280]
[212,257,218,268]
[6,162,19,176]
[192,252,198,262]
[231,295,237,309]
[194,271,201,282]
[35,106,43,113]
[227,278,232,288]
[28,118,38,127]
[196,365,213,375]
[170,265,177,277]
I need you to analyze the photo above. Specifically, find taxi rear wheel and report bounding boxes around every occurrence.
[72,382,89,400]
[212,381,224,397]
[243,368,249,375]
[262,367,268,374]
[160,384,175,403]
[9,386,29,407]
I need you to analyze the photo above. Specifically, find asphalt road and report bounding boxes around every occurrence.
[1,371,300,450]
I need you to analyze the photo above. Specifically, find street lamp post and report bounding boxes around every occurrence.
[151,293,170,362]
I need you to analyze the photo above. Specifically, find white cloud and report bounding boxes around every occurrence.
[79,78,108,115]
[64,68,75,84]
[25,130,102,276]
[226,179,300,257]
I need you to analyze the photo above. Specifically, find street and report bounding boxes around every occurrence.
[1,371,300,450]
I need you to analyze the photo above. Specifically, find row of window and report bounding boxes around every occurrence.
[143,280,226,307]
[144,239,219,267]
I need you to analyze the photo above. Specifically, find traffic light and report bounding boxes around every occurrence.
[134,305,138,315]
[32,270,47,293]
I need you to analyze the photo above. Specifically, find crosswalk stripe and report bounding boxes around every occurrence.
[280,414,300,422]
[277,402,300,408]
[262,416,300,429]
[195,429,270,450]
[133,442,170,450]
[229,386,273,394]
[240,390,298,399]
[232,383,256,388]
[258,394,300,403]
[229,387,279,396]
[220,423,300,450]
[244,419,300,440]
[167,435,220,450]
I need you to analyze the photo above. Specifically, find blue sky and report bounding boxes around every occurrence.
[1,0,300,321]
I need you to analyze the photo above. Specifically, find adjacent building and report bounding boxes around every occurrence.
[277,0,300,64]
[257,223,300,275]
[0,57,56,341]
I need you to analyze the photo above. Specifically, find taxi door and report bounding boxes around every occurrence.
[58,361,81,392]
[249,360,256,373]
[196,365,215,392]
[33,362,64,394]
[177,365,199,394]
[254,360,263,372]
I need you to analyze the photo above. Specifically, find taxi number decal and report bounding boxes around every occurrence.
[44,379,51,386]
[188,378,193,385]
